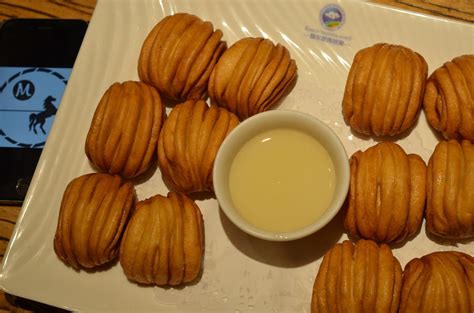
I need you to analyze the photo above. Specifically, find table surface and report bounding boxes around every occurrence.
[0,0,472,311]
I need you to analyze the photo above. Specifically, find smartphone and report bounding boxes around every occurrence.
[0,19,88,204]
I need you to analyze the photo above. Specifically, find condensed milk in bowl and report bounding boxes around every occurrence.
[213,110,350,241]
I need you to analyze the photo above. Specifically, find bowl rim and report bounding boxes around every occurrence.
[213,109,350,241]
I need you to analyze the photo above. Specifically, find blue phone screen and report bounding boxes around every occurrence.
[0,67,71,149]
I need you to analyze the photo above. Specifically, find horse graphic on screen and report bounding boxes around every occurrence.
[29,95,57,134]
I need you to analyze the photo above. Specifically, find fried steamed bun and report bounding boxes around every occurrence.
[400,251,474,313]
[208,37,297,120]
[54,173,134,270]
[119,192,204,285]
[342,43,428,136]
[138,13,226,101]
[423,54,474,141]
[426,139,474,239]
[85,81,164,179]
[311,239,402,313]
[157,99,239,193]
[344,142,426,243]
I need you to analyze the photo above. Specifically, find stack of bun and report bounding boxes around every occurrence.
[423,55,474,141]
[344,142,426,243]
[53,12,298,288]
[400,251,473,312]
[311,44,473,312]
[342,43,428,137]
[120,192,204,285]
[138,13,226,101]
[54,173,134,270]
[157,99,239,193]
[311,240,402,313]
[208,37,297,120]
[426,139,474,239]
[85,81,164,178]
[49,8,472,308]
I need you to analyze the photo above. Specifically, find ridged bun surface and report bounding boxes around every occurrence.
[342,43,428,136]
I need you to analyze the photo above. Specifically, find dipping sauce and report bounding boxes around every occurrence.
[229,128,336,233]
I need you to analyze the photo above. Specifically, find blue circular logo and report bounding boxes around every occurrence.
[0,68,67,148]
[320,4,345,31]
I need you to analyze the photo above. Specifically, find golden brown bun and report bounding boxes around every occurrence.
[138,13,226,101]
[424,55,474,140]
[208,37,297,120]
[54,173,135,270]
[344,142,426,243]
[400,251,474,313]
[342,43,428,136]
[426,139,474,239]
[119,192,204,285]
[85,81,164,179]
[157,99,239,193]
[311,239,402,313]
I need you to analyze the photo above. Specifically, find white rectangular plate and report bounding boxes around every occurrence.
[1,0,473,312]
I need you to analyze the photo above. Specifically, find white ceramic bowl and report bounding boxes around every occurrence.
[213,110,350,241]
